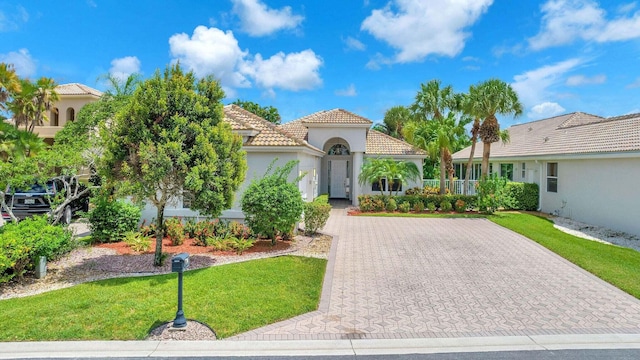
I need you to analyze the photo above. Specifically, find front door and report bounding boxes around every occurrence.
[329,160,348,198]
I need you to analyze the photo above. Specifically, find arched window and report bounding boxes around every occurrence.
[328,144,350,155]
[66,107,75,122]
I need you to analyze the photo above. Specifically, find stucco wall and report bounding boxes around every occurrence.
[140,150,320,223]
[539,157,640,238]
[307,127,367,152]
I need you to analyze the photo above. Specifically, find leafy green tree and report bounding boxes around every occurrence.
[475,79,523,177]
[372,105,412,140]
[358,158,420,196]
[407,79,468,194]
[231,99,281,124]
[102,64,247,265]
[0,63,20,110]
[241,160,304,244]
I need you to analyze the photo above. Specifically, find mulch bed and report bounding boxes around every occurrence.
[96,236,292,256]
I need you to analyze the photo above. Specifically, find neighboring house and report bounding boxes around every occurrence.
[35,83,103,143]
[149,106,426,222]
[452,112,640,238]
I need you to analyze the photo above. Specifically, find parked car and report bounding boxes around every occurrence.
[2,178,90,224]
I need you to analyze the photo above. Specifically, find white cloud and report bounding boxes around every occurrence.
[529,0,640,50]
[565,73,606,86]
[511,58,582,107]
[361,0,493,64]
[169,26,323,94]
[240,49,323,91]
[169,26,251,88]
[109,56,141,81]
[0,5,29,32]
[627,77,640,88]
[335,84,357,97]
[528,102,566,119]
[231,0,303,37]
[0,48,36,77]
[344,36,366,51]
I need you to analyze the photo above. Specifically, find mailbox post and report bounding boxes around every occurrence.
[171,253,190,329]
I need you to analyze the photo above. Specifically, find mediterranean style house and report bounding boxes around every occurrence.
[32,83,426,222]
[452,112,640,238]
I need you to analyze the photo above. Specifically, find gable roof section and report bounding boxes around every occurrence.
[452,112,640,160]
[298,108,373,125]
[366,130,426,156]
[223,105,321,151]
[55,83,103,97]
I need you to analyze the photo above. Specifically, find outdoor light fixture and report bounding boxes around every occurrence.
[171,252,190,328]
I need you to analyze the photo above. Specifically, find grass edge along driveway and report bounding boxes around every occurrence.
[491,212,640,300]
[0,255,326,341]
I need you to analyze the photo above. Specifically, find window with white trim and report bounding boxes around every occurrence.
[521,163,526,179]
[547,163,558,193]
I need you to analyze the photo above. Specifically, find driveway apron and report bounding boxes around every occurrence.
[231,209,640,340]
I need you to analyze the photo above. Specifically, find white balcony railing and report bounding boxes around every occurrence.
[423,179,478,195]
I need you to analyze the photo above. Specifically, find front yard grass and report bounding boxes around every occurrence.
[491,212,640,299]
[0,255,326,341]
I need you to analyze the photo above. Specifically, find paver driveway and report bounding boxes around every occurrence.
[231,209,640,340]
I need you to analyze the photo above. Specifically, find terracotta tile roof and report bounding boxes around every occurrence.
[366,130,427,155]
[55,83,103,97]
[452,112,640,160]
[223,105,321,151]
[280,115,426,156]
[298,108,373,125]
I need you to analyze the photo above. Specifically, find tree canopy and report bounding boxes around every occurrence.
[102,64,247,265]
[231,99,281,124]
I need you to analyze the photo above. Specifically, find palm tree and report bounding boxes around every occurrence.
[372,105,412,140]
[408,79,459,194]
[7,77,59,133]
[0,122,46,161]
[460,85,482,194]
[358,158,420,196]
[99,73,142,99]
[29,77,58,132]
[475,79,523,178]
[0,63,21,110]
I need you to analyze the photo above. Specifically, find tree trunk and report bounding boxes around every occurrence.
[481,141,492,178]
[464,119,480,195]
[439,151,446,195]
[154,203,165,266]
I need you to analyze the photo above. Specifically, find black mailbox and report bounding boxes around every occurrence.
[171,253,190,273]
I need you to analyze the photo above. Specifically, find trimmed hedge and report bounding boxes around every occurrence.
[88,197,141,243]
[359,194,477,212]
[504,182,539,211]
[0,216,74,283]
[303,195,332,235]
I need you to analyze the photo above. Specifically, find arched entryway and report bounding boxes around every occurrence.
[323,138,352,199]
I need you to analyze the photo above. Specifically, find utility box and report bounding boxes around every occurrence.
[171,253,190,273]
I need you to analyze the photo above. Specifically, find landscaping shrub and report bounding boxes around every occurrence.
[241,160,304,244]
[358,195,373,212]
[372,197,386,212]
[0,216,73,283]
[398,202,410,213]
[165,217,185,246]
[426,202,436,213]
[303,195,332,235]
[476,175,508,214]
[439,199,452,212]
[386,198,397,212]
[454,199,466,213]
[230,221,252,239]
[122,231,151,253]
[184,218,198,238]
[522,183,539,211]
[230,236,255,255]
[413,201,425,213]
[88,196,141,243]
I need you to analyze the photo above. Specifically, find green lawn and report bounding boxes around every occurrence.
[491,212,640,299]
[0,255,326,341]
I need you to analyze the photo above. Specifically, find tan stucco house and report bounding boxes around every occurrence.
[452,112,640,238]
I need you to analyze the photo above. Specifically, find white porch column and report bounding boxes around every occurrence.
[352,151,364,206]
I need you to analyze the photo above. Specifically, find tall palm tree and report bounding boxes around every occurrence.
[408,79,459,194]
[8,77,59,133]
[99,73,142,99]
[475,79,523,178]
[372,105,412,140]
[0,63,21,110]
[460,85,482,194]
[29,77,59,132]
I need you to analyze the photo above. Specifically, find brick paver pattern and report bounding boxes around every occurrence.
[231,209,640,340]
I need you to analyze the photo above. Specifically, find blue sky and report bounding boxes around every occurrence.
[2,0,640,126]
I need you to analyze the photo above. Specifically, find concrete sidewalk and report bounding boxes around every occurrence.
[2,334,640,358]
